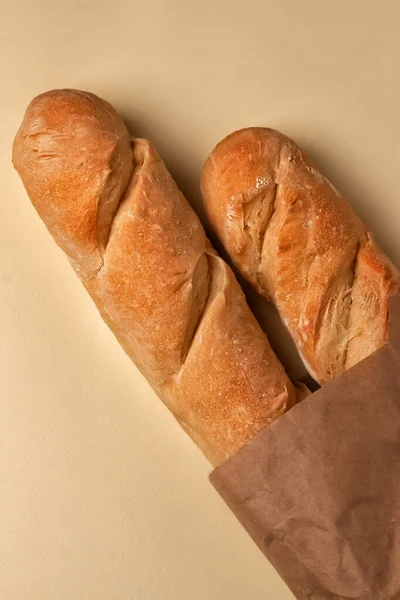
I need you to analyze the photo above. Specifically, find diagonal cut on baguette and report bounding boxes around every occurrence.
[201,127,399,384]
[13,91,297,465]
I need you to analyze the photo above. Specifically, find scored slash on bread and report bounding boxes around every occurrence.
[201,127,399,384]
[13,91,297,465]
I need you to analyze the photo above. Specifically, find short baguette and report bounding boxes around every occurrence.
[13,92,296,465]
[201,127,399,384]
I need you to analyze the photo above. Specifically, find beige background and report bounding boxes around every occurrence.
[1,1,400,598]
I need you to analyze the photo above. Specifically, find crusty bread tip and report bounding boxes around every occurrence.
[201,127,399,384]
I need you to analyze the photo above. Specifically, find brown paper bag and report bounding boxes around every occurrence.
[210,295,400,599]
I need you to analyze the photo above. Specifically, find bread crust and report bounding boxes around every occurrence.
[13,92,296,465]
[201,127,399,384]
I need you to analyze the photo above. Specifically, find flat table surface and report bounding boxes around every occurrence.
[2,1,400,599]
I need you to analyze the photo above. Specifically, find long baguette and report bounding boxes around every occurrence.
[13,92,296,465]
[201,127,399,384]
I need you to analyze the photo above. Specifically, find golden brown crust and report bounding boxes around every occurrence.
[12,89,133,283]
[13,92,296,465]
[201,127,399,384]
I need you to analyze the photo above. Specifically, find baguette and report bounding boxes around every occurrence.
[201,128,399,384]
[13,92,296,465]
